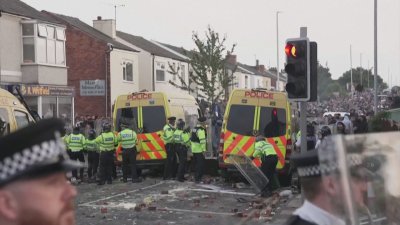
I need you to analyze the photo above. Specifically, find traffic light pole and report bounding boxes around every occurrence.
[300,27,308,154]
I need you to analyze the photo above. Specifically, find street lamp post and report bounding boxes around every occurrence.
[276,11,282,90]
[374,0,378,114]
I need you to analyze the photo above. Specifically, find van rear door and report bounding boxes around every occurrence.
[223,90,258,163]
[257,92,288,169]
[114,95,140,162]
[138,93,167,161]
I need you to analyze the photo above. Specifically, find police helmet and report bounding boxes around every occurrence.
[120,123,129,129]
[88,129,96,138]
[102,123,111,132]
[73,126,80,134]
[320,126,332,137]
[255,135,265,142]
[176,119,185,129]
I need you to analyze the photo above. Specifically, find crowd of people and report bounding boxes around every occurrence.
[307,90,390,117]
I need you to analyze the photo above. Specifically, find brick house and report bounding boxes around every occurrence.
[43,12,139,119]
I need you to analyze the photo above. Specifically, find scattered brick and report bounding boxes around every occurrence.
[148,206,157,211]
[100,208,107,214]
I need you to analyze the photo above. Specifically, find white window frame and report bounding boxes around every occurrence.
[21,22,66,67]
[122,60,134,82]
[156,61,166,82]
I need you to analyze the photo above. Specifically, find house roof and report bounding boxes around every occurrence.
[157,42,196,59]
[43,11,137,52]
[0,0,59,24]
[117,31,188,62]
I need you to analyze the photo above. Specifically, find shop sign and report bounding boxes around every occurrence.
[19,84,74,97]
[80,80,105,96]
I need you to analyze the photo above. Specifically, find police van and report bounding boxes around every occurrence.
[112,91,201,168]
[218,89,293,181]
[0,88,35,137]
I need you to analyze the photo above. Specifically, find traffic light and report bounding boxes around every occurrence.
[284,37,310,101]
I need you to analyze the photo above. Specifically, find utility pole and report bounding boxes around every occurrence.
[350,45,353,94]
[276,11,282,90]
[360,53,363,86]
[299,27,307,155]
[368,60,370,88]
[374,0,378,114]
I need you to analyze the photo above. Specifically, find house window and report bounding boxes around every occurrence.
[181,64,186,81]
[22,22,66,66]
[156,62,165,81]
[123,61,133,82]
[245,76,248,89]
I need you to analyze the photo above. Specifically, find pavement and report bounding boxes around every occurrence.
[75,175,304,225]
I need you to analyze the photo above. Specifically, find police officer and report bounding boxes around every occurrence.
[191,117,207,183]
[163,116,176,180]
[173,119,190,182]
[253,135,278,197]
[117,123,141,183]
[96,123,118,185]
[0,119,80,225]
[66,126,86,183]
[85,129,99,182]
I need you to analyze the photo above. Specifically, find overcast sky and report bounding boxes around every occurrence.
[23,0,400,86]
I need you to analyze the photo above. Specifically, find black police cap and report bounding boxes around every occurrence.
[198,117,207,123]
[168,116,176,121]
[0,118,81,187]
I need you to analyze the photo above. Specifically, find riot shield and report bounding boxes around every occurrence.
[226,149,269,194]
[318,133,400,225]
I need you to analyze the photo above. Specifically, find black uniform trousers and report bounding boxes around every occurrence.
[70,151,85,179]
[284,215,318,225]
[98,151,114,184]
[175,144,188,181]
[87,151,99,179]
[193,152,205,182]
[261,155,278,192]
[163,143,177,179]
[122,147,138,180]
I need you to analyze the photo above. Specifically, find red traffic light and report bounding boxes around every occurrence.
[285,44,297,58]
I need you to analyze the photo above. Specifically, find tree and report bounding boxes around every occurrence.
[317,64,346,100]
[338,67,387,91]
[168,26,236,104]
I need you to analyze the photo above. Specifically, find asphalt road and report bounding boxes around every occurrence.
[75,175,301,225]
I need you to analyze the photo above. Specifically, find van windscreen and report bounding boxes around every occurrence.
[226,104,255,136]
[116,107,138,132]
[142,106,166,133]
[259,107,286,138]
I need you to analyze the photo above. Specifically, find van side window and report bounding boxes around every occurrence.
[14,110,30,129]
[0,108,10,136]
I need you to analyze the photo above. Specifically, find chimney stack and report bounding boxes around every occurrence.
[93,16,116,39]
[226,54,237,65]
